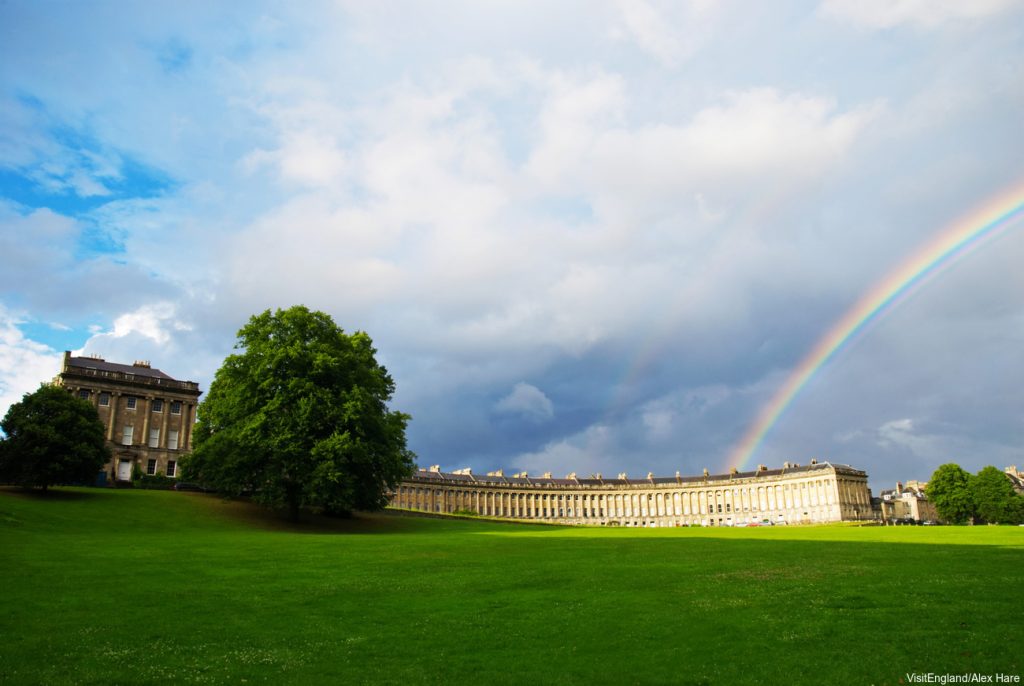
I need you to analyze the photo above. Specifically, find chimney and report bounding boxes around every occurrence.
[542,471,552,479]
[428,465,441,473]
[133,360,151,368]
[566,472,577,480]
[618,472,628,480]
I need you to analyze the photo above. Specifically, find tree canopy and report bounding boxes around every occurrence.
[970,465,1023,525]
[925,463,975,524]
[0,384,110,490]
[184,306,415,520]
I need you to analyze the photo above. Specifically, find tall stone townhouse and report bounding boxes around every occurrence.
[54,351,202,483]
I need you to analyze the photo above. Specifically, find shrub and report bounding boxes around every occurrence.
[136,474,177,490]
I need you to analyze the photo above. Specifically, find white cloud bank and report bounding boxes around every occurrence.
[0,307,63,422]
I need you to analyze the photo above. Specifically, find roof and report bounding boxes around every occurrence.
[67,356,178,381]
[407,460,860,488]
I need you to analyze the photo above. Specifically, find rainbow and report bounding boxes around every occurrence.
[725,182,1024,472]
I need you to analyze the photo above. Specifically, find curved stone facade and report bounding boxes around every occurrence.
[390,461,873,526]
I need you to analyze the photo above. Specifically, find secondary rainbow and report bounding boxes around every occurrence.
[725,182,1024,472]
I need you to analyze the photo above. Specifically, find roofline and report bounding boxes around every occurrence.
[406,461,865,488]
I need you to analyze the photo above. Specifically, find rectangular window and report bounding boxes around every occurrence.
[151,399,163,413]
[122,426,134,446]
[78,389,90,399]
[166,460,176,477]
[171,401,182,415]
[99,392,110,406]
[146,459,157,475]
[149,428,160,448]
[126,396,137,410]
[168,430,179,450]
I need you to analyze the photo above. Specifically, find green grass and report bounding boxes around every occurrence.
[1,487,1022,685]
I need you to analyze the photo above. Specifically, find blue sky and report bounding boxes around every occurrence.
[2,0,1023,490]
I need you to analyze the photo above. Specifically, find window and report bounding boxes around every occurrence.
[78,389,90,400]
[126,396,137,410]
[122,426,134,446]
[168,430,179,450]
[152,399,163,413]
[149,428,160,448]
[99,392,110,406]
[146,459,157,475]
[166,460,176,477]
[171,401,182,415]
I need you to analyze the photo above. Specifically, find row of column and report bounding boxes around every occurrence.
[393,476,863,522]
[91,391,195,452]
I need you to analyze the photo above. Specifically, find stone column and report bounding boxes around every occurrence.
[182,403,194,451]
[106,392,120,441]
[160,403,170,449]
[141,397,152,447]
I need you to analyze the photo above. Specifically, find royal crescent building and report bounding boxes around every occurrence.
[54,352,202,483]
[391,461,874,526]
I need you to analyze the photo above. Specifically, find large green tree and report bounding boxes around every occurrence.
[926,463,975,524]
[184,306,415,520]
[0,385,110,490]
[970,465,1023,525]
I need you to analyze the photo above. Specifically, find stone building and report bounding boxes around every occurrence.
[54,351,202,483]
[1004,466,1024,494]
[390,460,874,526]
[878,480,939,523]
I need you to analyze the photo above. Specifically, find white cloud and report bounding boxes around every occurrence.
[495,382,554,421]
[0,306,63,423]
[113,302,188,344]
[612,0,720,66]
[642,408,673,437]
[512,424,617,476]
[820,0,1020,29]
[586,88,884,221]
[875,418,945,458]
[243,130,347,187]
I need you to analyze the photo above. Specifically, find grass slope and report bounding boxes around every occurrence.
[1,487,1021,685]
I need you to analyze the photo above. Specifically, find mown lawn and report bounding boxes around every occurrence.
[1,487,1021,685]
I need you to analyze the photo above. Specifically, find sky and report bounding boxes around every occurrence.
[1,0,1023,491]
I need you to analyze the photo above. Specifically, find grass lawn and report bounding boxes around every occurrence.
[1,487,1021,685]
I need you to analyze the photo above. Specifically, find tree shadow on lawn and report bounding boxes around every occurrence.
[0,485,103,501]
[181,492,456,535]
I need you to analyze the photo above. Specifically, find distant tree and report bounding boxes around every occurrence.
[970,466,1023,525]
[0,385,110,491]
[184,306,415,521]
[926,463,975,524]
